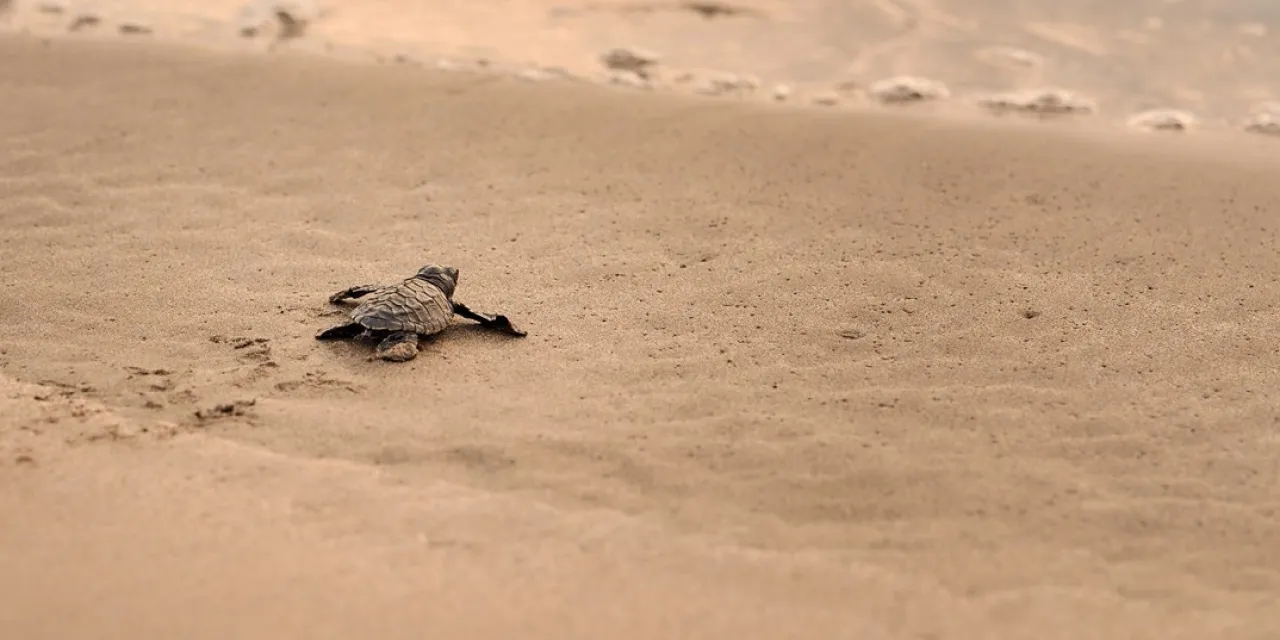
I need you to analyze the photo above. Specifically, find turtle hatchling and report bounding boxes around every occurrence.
[316,264,526,362]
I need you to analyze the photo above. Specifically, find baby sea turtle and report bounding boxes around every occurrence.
[315,264,526,362]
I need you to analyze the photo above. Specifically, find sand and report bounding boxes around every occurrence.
[2,2,1280,638]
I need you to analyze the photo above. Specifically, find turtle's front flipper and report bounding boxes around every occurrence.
[375,331,421,362]
[329,284,383,305]
[452,301,528,337]
[316,322,364,340]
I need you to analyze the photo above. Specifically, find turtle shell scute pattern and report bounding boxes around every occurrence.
[351,278,453,335]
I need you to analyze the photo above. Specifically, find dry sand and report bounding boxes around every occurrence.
[2,2,1280,638]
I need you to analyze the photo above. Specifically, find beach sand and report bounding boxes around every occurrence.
[2,2,1280,638]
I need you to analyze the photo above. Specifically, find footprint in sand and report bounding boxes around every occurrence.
[123,366,179,409]
[13,378,154,445]
[207,335,283,389]
[193,398,257,423]
[121,360,265,429]
[273,370,363,395]
[210,335,275,364]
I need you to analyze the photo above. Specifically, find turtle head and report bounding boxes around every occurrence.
[415,264,458,298]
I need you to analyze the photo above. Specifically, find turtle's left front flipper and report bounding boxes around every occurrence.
[329,284,383,305]
[453,301,528,337]
[316,321,364,340]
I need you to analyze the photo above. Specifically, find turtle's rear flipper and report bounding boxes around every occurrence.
[316,322,364,340]
[375,331,420,362]
[453,301,528,337]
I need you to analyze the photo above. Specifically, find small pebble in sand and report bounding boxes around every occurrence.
[118,20,153,35]
[273,4,311,40]
[237,2,269,36]
[608,69,651,90]
[771,84,792,102]
[693,82,720,96]
[1242,112,1280,137]
[67,10,101,31]
[1127,108,1196,132]
[683,1,761,19]
[1238,23,1267,37]
[516,68,550,82]
[810,92,840,107]
[35,0,66,14]
[520,66,576,83]
[694,72,759,97]
[868,75,950,104]
[975,46,1044,69]
[732,73,760,92]
[976,87,1096,115]
[600,46,660,79]
[832,79,861,93]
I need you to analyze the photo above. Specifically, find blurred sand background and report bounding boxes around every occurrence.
[2,1,1280,638]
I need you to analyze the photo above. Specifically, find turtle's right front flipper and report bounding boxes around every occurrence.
[329,284,383,305]
[452,301,528,337]
[375,331,421,362]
